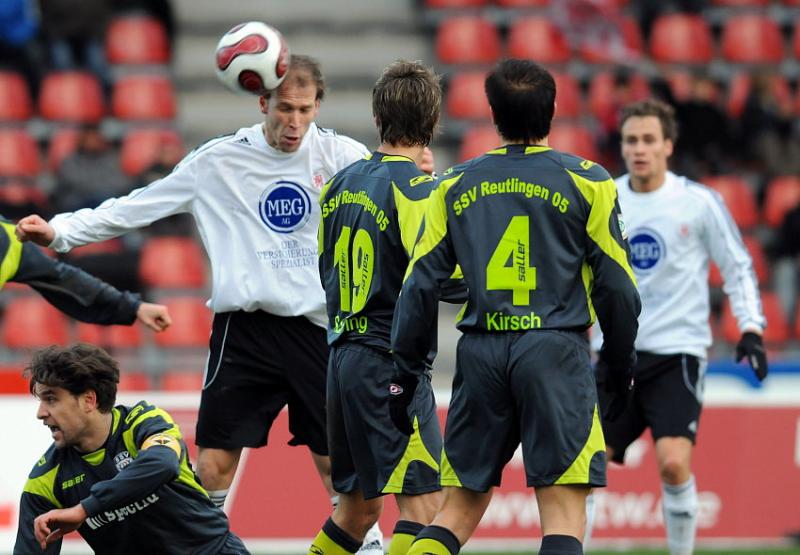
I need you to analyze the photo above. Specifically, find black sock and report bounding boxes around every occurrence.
[539,534,582,555]
[414,525,461,555]
[323,517,362,553]
[393,520,425,536]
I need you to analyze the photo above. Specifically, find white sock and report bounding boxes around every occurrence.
[662,475,698,555]
[584,492,595,547]
[357,521,383,553]
[208,488,229,509]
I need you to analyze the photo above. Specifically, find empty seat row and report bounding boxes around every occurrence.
[0,367,203,393]
[426,0,800,7]
[0,128,183,178]
[0,71,176,123]
[447,69,652,120]
[436,13,799,66]
[0,294,211,349]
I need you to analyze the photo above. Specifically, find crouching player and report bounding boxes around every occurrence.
[15,343,248,554]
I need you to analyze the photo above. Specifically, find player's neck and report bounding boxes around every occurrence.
[74,412,113,454]
[630,171,667,193]
[377,144,424,166]
[504,137,549,147]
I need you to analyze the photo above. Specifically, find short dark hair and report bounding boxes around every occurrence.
[619,98,678,142]
[263,54,326,101]
[484,59,555,144]
[25,344,120,412]
[372,60,441,147]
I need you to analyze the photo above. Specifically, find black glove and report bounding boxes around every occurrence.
[596,359,634,422]
[388,373,418,436]
[736,331,768,382]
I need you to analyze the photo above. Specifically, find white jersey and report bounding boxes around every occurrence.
[48,122,369,328]
[593,171,765,358]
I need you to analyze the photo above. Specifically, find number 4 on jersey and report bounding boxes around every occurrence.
[486,215,536,305]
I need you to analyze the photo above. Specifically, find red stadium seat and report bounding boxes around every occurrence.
[703,175,758,230]
[579,16,644,63]
[446,72,491,120]
[436,16,501,65]
[587,71,650,121]
[160,370,204,391]
[496,0,549,6]
[726,73,791,118]
[712,0,769,5]
[508,17,570,64]
[76,322,143,349]
[112,75,177,120]
[106,16,170,65]
[153,297,211,348]
[47,128,81,171]
[0,366,27,393]
[0,130,40,178]
[39,72,104,123]
[139,237,207,289]
[721,293,789,344]
[763,176,800,227]
[120,128,184,177]
[721,15,783,63]
[743,236,769,284]
[0,71,33,121]
[548,124,599,161]
[459,125,501,162]
[553,71,581,119]
[118,372,152,391]
[650,14,713,63]
[2,297,69,348]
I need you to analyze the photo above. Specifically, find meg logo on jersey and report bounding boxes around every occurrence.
[629,228,666,271]
[259,181,311,233]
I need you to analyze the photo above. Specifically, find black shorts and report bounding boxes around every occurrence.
[327,343,442,500]
[597,352,705,464]
[195,310,329,455]
[442,330,606,492]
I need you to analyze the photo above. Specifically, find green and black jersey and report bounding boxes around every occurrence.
[392,144,640,375]
[15,402,233,555]
[319,152,438,350]
[0,218,141,324]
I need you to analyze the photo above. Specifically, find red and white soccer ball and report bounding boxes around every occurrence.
[214,21,290,95]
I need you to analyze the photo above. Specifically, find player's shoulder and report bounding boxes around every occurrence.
[312,124,369,156]
[174,128,244,170]
[119,400,171,428]
[551,149,612,183]
[26,443,60,480]
[438,158,480,193]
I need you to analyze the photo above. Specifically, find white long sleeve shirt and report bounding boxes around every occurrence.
[593,171,765,358]
[48,122,369,328]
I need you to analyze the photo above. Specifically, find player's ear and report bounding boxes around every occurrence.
[259,95,269,115]
[81,389,98,412]
[664,138,674,158]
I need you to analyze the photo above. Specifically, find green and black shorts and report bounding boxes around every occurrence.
[441,329,607,492]
[327,343,442,500]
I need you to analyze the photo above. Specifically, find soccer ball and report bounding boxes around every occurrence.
[215,21,290,95]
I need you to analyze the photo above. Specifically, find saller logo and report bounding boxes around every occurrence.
[259,181,311,233]
[389,384,403,395]
[629,228,666,272]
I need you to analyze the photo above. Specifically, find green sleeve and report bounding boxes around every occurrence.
[391,174,462,376]
[569,170,640,367]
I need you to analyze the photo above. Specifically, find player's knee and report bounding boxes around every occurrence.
[659,457,690,484]
[196,449,240,488]
[398,492,442,524]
